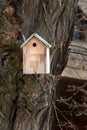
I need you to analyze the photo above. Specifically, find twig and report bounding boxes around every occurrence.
[53,102,63,130]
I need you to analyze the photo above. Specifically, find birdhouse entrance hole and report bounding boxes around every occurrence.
[32,43,37,47]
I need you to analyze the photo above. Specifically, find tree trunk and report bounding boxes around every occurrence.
[0,0,78,130]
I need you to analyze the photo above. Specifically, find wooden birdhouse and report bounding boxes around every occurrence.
[21,33,52,74]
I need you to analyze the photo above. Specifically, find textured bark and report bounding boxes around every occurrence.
[0,0,78,130]
[13,1,78,130]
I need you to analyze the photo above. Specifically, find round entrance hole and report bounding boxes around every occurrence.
[32,43,37,47]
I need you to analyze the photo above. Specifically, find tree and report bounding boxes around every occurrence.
[0,0,78,130]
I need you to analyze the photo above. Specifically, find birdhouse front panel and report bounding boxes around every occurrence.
[23,37,47,74]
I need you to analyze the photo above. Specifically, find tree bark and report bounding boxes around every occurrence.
[0,0,78,130]
[13,1,78,130]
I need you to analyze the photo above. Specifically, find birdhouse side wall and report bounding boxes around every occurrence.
[46,48,50,73]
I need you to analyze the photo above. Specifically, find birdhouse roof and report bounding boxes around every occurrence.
[20,33,52,48]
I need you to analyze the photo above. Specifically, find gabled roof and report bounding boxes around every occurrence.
[20,33,52,48]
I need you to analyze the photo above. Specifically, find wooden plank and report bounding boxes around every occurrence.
[46,48,50,73]
[24,37,46,54]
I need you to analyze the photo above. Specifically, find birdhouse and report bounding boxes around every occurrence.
[21,33,52,74]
